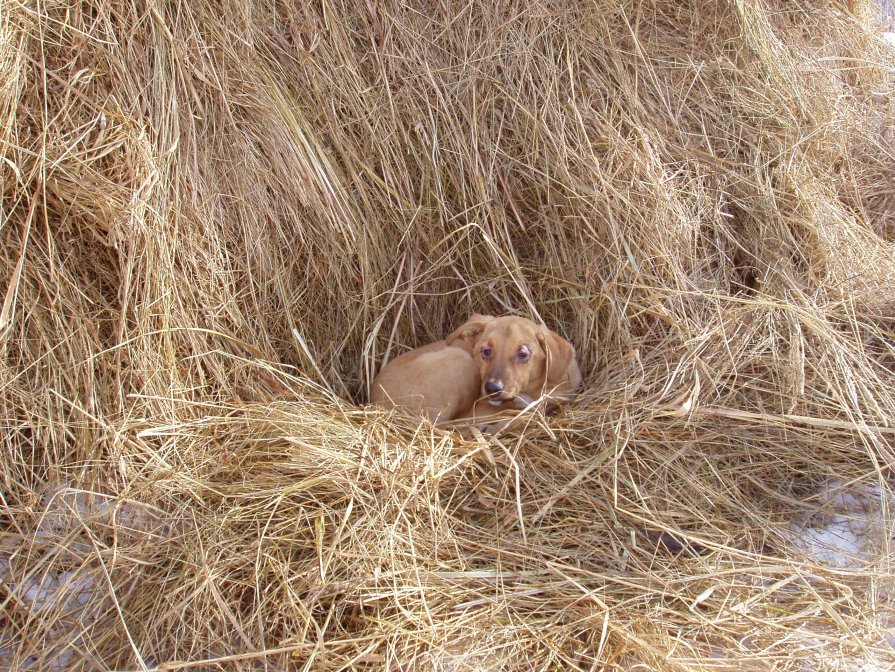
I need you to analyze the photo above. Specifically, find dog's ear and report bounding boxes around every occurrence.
[537,326,581,390]
[446,314,494,352]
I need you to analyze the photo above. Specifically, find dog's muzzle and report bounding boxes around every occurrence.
[483,379,510,405]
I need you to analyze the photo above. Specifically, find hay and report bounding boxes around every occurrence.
[2,0,895,669]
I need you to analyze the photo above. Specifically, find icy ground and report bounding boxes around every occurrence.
[788,479,892,569]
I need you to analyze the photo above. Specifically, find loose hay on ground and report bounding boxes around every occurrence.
[2,0,895,670]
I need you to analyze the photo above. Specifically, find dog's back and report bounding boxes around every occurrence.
[370,341,480,422]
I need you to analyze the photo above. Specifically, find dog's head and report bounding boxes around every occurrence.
[447,314,581,406]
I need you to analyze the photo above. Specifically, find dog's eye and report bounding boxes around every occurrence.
[516,348,530,363]
[481,346,492,360]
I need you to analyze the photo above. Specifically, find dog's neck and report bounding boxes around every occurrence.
[512,393,536,409]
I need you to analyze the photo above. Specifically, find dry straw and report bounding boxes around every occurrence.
[2,0,895,669]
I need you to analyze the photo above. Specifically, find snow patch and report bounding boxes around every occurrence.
[788,480,892,569]
[0,481,165,670]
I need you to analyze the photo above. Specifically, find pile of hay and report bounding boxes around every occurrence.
[2,0,895,669]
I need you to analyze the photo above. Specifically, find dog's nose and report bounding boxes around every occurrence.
[484,380,504,395]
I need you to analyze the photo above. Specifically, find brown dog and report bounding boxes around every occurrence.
[446,314,582,421]
[369,339,480,423]
[371,314,581,425]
